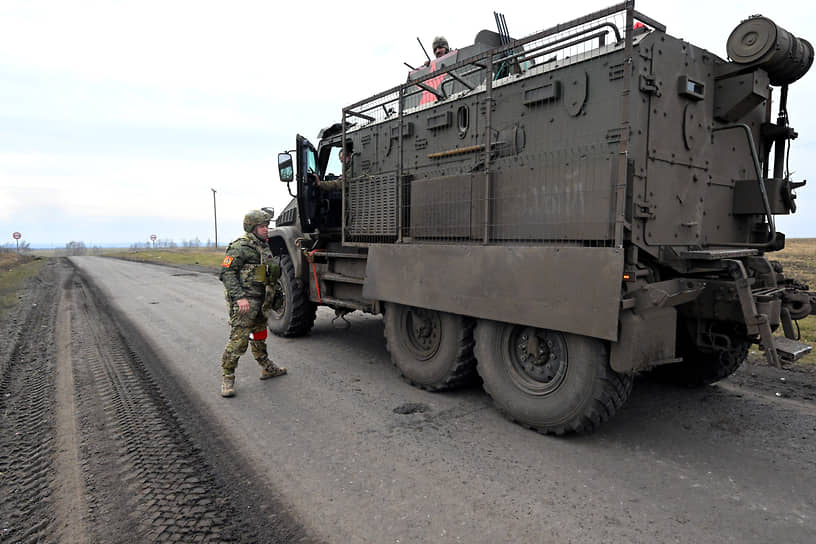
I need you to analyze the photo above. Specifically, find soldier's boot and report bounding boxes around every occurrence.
[221,374,236,397]
[259,362,287,380]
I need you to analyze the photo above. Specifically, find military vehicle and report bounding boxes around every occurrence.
[270,1,815,434]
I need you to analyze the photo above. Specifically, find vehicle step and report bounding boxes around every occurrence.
[317,295,373,312]
[677,249,758,260]
[775,337,813,361]
[323,252,368,259]
[321,272,365,285]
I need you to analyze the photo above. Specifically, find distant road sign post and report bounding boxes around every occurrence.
[150,234,157,248]
[211,188,218,249]
[12,231,21,252]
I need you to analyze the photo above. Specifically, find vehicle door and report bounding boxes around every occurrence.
[296,134,320,233]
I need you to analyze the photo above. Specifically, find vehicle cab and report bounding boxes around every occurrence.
[278,123,347,235]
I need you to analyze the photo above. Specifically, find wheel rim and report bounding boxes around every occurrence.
[505,326,568,395]
[400,307,442,361]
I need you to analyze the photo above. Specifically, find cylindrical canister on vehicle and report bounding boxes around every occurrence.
[726,16,813,85]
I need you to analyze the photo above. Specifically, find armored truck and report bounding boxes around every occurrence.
[270,1,815,434]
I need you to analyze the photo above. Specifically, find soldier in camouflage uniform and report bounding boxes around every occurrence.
[219,210,286,397]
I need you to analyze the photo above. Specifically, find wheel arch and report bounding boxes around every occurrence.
[267,226,304,279]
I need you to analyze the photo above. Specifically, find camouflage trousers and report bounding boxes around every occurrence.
[221,296,271,375]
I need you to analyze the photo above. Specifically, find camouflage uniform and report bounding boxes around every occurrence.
[219,225,282,378]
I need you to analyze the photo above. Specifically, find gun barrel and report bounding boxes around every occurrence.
[417,37,431,62]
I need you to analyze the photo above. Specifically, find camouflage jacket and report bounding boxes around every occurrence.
[219,233,281,302]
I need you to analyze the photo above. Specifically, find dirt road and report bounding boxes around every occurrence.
[1,257,815,543]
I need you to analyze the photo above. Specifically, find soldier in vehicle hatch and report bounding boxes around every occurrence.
[218,210,286,397]
[423,35,451,66]
[432,36,450,58]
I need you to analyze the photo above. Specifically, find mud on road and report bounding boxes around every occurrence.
[0,258,313,543]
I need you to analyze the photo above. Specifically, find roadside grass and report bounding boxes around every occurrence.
[771,238,816,366]
[0,254,47,317]
[103,248,225,269]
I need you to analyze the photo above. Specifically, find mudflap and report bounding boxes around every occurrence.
[610,307,680,373]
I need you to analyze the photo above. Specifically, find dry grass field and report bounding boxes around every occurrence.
[102,247,226,268]
[770,238,816,365]
[0,253,46,317]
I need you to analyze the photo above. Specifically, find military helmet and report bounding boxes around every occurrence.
[243,209,271,233]
[432,36,449,50]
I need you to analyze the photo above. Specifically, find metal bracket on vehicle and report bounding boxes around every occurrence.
[633,199,655,219]
[724,259,780,367]
[639,74,660,95]
[622,278,706,313]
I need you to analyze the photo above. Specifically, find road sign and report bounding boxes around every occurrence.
[12,232,21,240]
[150,234,157,241]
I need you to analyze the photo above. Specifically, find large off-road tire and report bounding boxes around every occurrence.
[474,320,633,435]
[650,322,750,387]
[383,303,477,391]
[267,254,317,337]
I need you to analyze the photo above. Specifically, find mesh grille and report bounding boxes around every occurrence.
[345,172,398,241]
[276,206,297,227]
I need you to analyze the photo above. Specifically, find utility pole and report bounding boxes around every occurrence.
[211,188,218,248]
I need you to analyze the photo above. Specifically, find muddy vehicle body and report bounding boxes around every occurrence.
[271,1,815,434]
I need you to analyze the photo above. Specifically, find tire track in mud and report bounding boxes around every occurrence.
[0,263,59,542]
[65,260,291,543]
[1,258,312,543]
[68,259,313,543]
[53,271,90,543]
[68,264,233,542]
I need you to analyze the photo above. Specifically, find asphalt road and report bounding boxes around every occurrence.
[69,256,816,544]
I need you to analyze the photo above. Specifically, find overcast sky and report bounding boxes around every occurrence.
[1,0,814,248]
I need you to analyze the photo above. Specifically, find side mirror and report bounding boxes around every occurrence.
[278,153,294,182]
